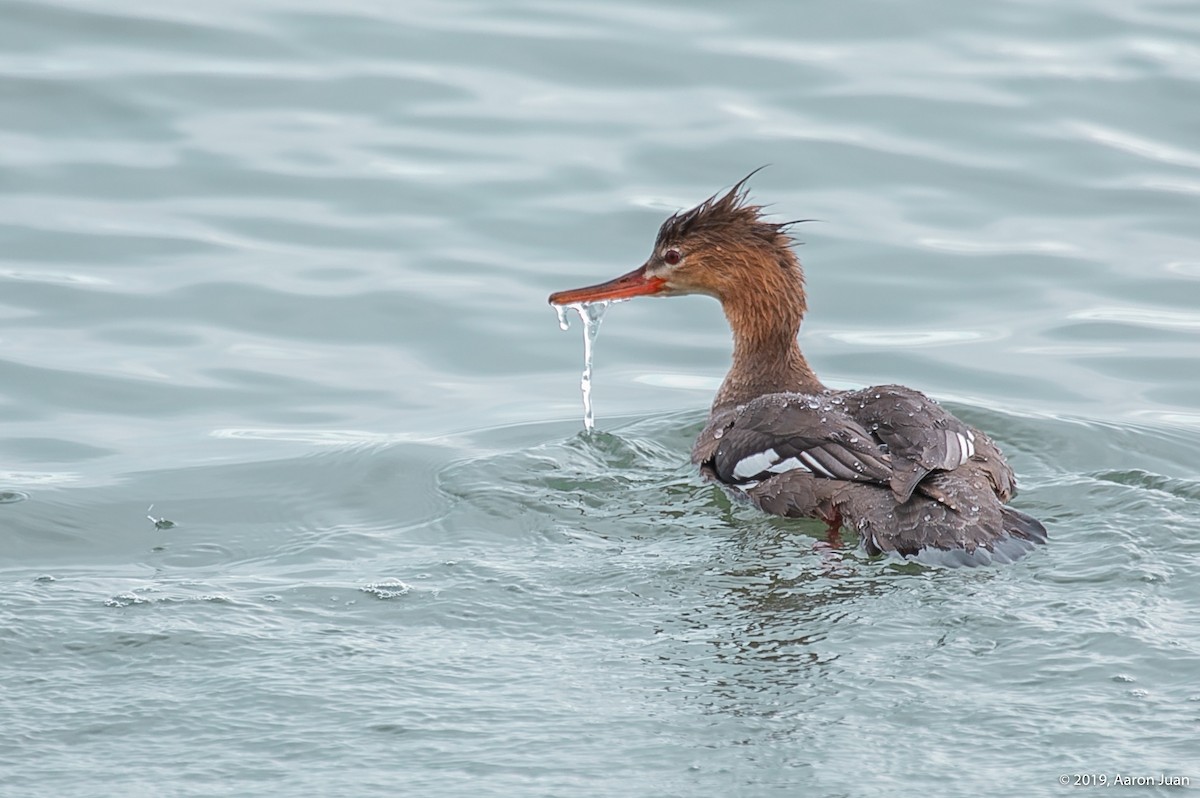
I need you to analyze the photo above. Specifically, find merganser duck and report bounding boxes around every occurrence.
[548,176,1047,567]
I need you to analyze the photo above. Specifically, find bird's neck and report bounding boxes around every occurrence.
[711,261,824,410]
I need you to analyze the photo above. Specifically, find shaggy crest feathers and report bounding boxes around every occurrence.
[654,170,795,252]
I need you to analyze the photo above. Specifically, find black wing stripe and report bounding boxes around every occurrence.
[798,450,837,479]
[809,447,862,481]
[825,444,892,482]
[803,445,891,483]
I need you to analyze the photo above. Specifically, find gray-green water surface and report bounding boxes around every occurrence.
[2,1,1199,795]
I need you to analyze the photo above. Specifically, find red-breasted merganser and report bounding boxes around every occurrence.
[548,176,1047,567]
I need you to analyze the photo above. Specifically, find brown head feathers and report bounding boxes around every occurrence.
[654,169,799,253]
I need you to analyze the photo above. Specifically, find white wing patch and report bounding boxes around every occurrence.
[955,430,976,461]
[955,432,969,463]
[732,448,820,481]
[732,448,779,479]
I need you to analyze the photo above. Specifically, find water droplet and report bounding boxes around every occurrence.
[923,513,932,522]
[553,299,626,431]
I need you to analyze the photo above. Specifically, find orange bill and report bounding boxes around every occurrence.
[548,266,666,305]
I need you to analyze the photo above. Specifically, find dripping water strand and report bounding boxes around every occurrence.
[554,300,624,431]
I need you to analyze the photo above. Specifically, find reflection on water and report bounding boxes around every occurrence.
[1068,306,1200,331]
[823,328,998,347]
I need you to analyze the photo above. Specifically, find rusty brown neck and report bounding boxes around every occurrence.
[710,255,824,410]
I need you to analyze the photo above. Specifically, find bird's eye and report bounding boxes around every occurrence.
[663,248,682,265]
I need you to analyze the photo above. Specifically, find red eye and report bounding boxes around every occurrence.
[663,248,682,265]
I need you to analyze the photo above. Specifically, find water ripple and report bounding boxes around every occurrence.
[1069,306,1200,331]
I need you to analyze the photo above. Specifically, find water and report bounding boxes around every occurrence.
[554,300,623,432]
[3,1,1200,795]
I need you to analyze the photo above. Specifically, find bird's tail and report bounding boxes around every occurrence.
[844,488,1047,568]
[1000,506,1048,546]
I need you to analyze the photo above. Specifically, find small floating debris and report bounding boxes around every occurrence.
[146,504,176,530]
[0,490,28,504]
[552,299,624,432]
